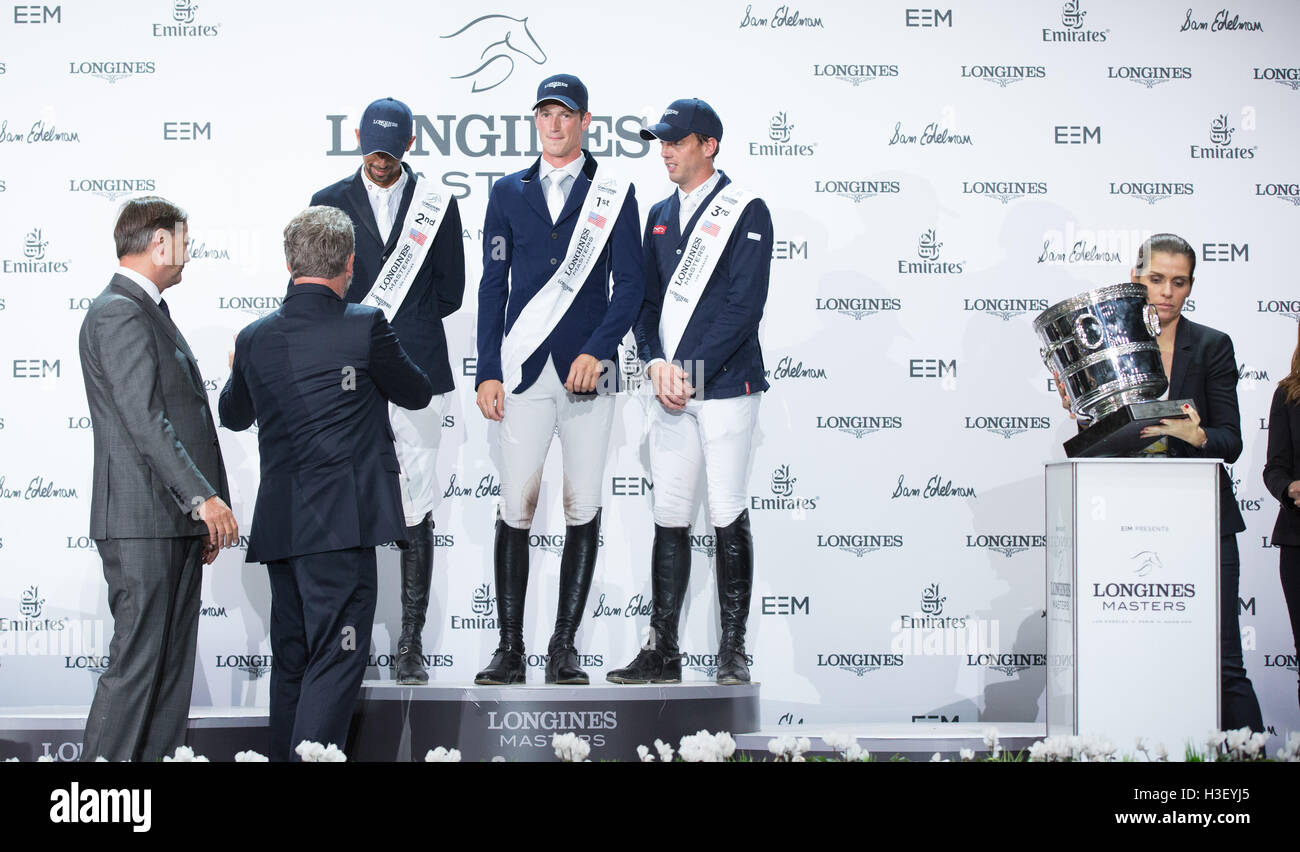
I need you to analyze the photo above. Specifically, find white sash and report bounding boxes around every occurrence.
[659,185,755,362]
[360,177,449,320]
[499,172,630,392]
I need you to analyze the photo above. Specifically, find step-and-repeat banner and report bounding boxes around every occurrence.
[1,0,1298,740]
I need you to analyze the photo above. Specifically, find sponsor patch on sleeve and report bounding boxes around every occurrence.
[747,232,761,241]
[653,225,668,235]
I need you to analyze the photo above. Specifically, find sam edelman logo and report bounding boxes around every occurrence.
[1180,8,1263,33]
[964,414,1052,437]
[68,178,155,201]
[816,414,902,439]
[959,64,1046,87]
[815,533,903,557]
[898,229,963,274]
[812,62,898,87]
[443,471,503,499]
[215,653,272,679]
[815,296,900,320]
[1037,237,1123,264]
[1043,0,1108,42]
[3,227,69,274]
[961,180,1047,204]
[1256,299,1300,321]
[966,533,1046,558]
[1108,181,1194,205]
[0,118,79,144]
[451,582,497,630]
[67,60,155,84]
[1254,66,1300,90]
[1190,113,1256,159]
[815,652,904,677]
[1107,65,1192,88]
[752,464,818,512]
[813,178,900,203]
[962,298,1048,321]
[888,120,971,147]
[439,14,545,93]
[750,111,815,157]
[153,0,219,37]
[766,355,828,381]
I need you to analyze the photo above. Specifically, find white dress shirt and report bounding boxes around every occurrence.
[541,153,586,222]
[362,167,408,238]
[116,265,164,305]
[678,169,721,231]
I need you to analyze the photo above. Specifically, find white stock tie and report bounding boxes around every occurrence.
[546,173,570,223]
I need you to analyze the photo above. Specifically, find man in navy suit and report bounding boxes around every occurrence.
[311,97,464,685]
[220,206,433,760]
[474,73,643,685]
[608,98,773,686]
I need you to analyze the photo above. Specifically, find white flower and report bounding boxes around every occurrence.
[844,743,866,762]
[713,731,736,760]
[1134,737,1147,753]
[95,756,108,762]
[796,736,811,755]
[982,728,1002,758]
[767,736,793,756]
[637,744,655,762]
[654,738,675,762]
[163,745,208,763]
[1151,742,1168,762]
[36,755,55,763]
[792,754,805,763]
[930,752,943,762]
[4,757,18,762]
[424,747,462,763]
[1225,727,1251,755]
[551,732,591,763]
[1206,729,1228,756]
[1276,732,1300,762]
[295,740,325,762]
[319,744,347,762]
[679,730,727,762]
[491,756,507,763]
[960,747,976,762]
[822,731,854,752]
[234,750,269,762]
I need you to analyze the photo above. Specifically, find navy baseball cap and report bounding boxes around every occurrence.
[640,98,724,142]
[359,97,413,160]
[533,74,588,112]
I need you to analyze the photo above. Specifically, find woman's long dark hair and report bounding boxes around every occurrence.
[1281,323,1300,405]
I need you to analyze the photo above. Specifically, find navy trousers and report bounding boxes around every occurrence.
[1220,534,1264,732]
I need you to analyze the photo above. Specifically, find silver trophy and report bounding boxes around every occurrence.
[1035,284,1192,457]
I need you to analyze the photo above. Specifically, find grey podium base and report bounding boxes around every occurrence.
[0,706,270,762]
[349,680,762,762]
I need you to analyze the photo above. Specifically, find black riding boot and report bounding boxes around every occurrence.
[396,512,434,685]
[714,510,753,686]
[607,525,691,684]
[545,510,601,684]
[474,519,530,685]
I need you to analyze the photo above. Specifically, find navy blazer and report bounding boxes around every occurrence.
[218,284,433,563]
[1264,385,1300,546]
[475,150,643,394]
[1160,317,1246,536]
[635,171,773,400]
[311,162,464,395]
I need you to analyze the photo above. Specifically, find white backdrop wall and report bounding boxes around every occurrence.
[1,0,1297,738]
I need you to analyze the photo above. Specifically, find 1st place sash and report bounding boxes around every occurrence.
[499,173,630,392]
[360,178,449,320]
[659,185,755,362]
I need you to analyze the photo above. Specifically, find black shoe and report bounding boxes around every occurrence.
[396,513,433,685]
[714,511,753,686]
[607,525,690,685]
[545,511,600,684]
[475,519,530,686]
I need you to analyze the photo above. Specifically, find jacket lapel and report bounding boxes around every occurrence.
[345,169,383,248]
[520,157,552,225]
[109,275,204,390]
[1167,317,1194,399]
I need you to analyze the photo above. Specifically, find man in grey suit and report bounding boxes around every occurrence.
[78,196,239,762]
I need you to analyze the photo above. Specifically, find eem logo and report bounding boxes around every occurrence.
[899,229,963,274]
[815,652,904,677]
[1108,65,1192,88]
[967,533,1046,558]
[750,111,815,157]
[772,239,808,260]
[815,533,903,557]
[1254,67,1300,91]
[812,63,899,87]
[152,0,219,37]
[751,464,818,512]
[11,359,60,378]
[1043,0,1108,42]
[3,227,69,274]
[961,180,1047,204]
[1202,242,1248,262]
[162,121,210,141]
[815,414,903,439]
[964,415,1052,438]
[610,475,652,496]
[815,297,901,321]
[11,4,58,23]
[904,8,951,27]
[813,179,901,203]
[962,298,1049,321]
[959,65,1046,88]
[68,178,156,201]
[761,595,810,615]
[1190,113,1256,159]
[909,358,956,379]
[1255,183,1300,206]
[1054,125,1100,144]
[1109,181,1195,205]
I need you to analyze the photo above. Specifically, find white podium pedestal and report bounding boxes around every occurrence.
[1045,458,1220,755]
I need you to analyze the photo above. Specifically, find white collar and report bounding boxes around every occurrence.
[542,152,586,184]
[362,165,407,197]
[116,265,164,304]
[678,169,721,207]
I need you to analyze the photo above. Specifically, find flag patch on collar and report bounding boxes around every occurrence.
[653,225,668,235]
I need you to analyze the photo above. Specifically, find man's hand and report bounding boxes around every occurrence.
[1140,403,1205,446]
[565,354,603,393]
[477,380,505,421]
[1287,480,1300,508]
[650,361,694,411]
[197,496,238,555]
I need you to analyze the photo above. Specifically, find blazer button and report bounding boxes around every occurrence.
[551,258,558,265]
[551,233,558,240]
[676,249,682,255]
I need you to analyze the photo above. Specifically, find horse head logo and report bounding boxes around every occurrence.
[441,15,548,94]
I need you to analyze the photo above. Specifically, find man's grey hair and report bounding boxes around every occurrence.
[284,206,355,280]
